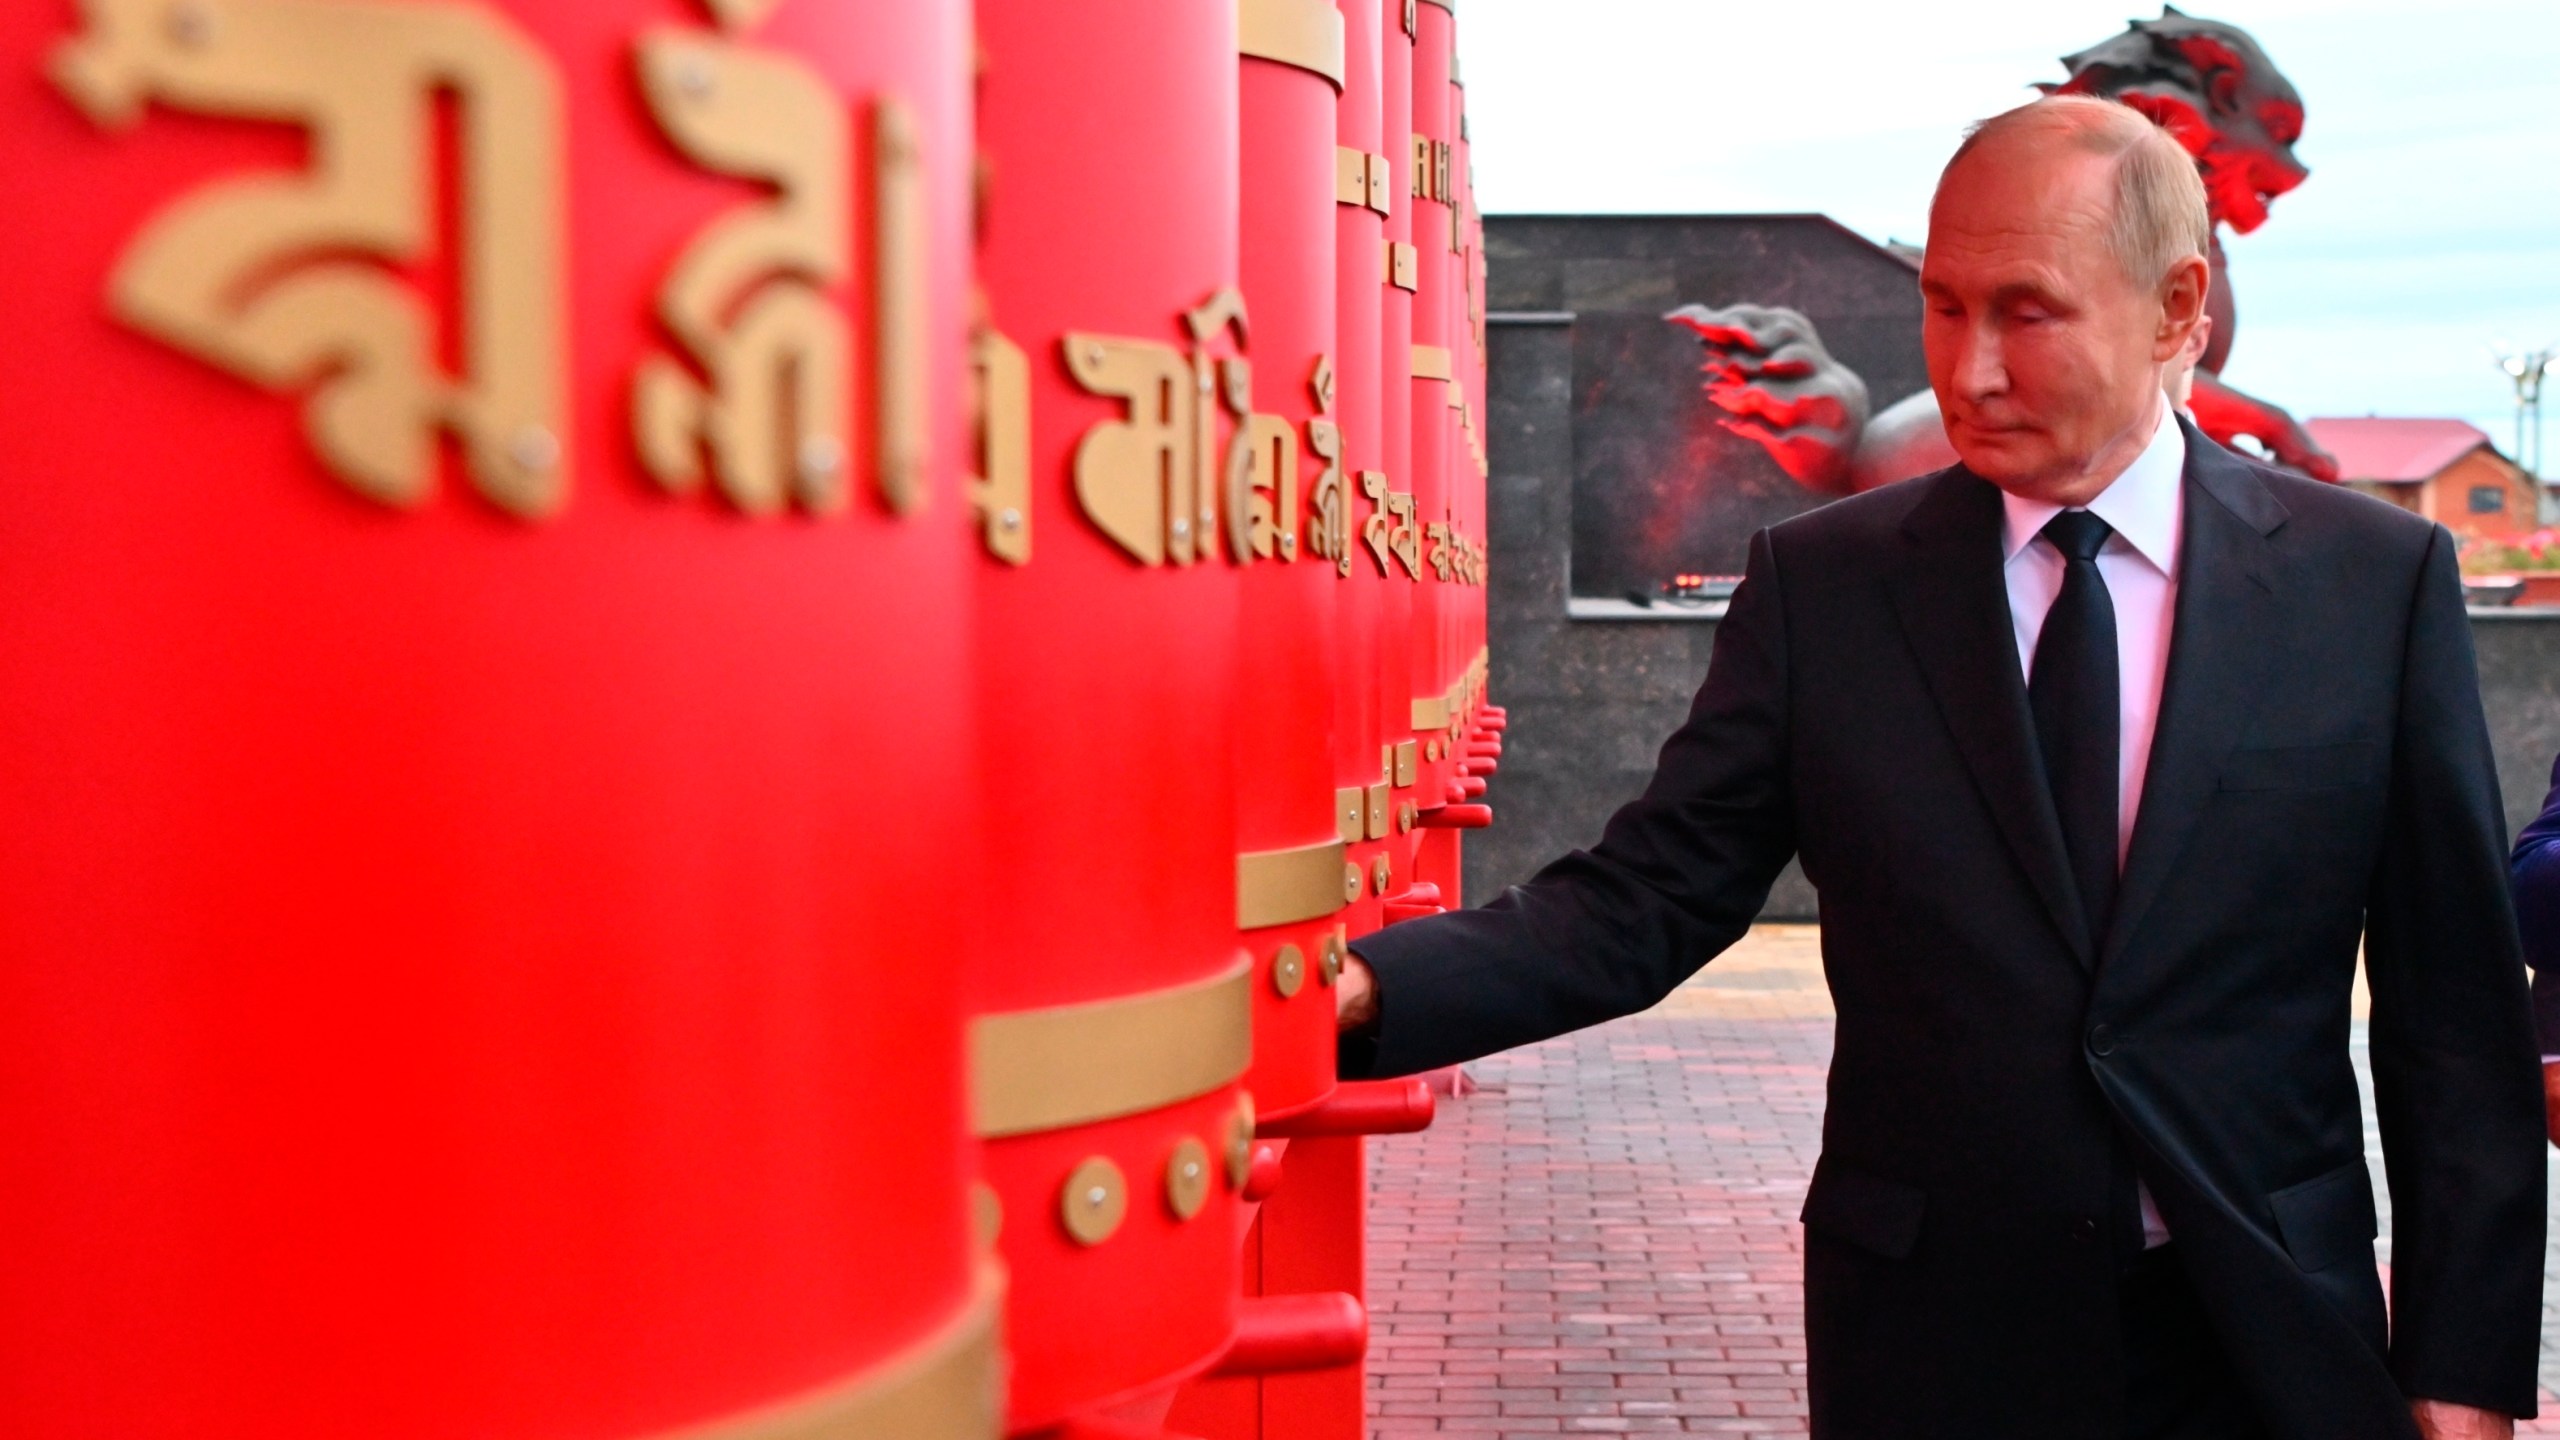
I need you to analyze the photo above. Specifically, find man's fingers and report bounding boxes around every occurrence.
[1335,952,1380,1032]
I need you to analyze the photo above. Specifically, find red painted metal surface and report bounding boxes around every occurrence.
[0,1,983,1436]
[1236,8,1345,1125]
[1209,1292,1369,1376]
[1331,0,1391,957]
[1406,0,1457,818]
[973,0,1247,1427]
[1257,1077,1438,1138]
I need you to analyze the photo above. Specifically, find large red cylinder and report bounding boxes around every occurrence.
[1235,2,1350,1123]
[971,0,1248,1427]
[1329,0,1391,951]
[1406,0,1459,816]
[1372,0,1422,898]
[0,2,991,1436]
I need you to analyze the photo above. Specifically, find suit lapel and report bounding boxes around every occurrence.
[1888,468,2093,965]
[2101,421,2289,969]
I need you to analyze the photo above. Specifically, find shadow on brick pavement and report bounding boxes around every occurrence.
[1363,925,2560,1437]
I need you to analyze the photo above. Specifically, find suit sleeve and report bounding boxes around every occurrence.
[1341,526,1799,1079]
[2362,524,2547,1415]
[2506,750,2560,1055]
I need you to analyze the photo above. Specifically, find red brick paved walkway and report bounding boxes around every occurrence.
[1362,926,2560,1437]
[1364,929,1828,1436]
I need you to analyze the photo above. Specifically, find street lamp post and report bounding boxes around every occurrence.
[2494,343,2560,480]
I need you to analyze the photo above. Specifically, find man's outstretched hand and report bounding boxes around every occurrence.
[2412,1399,2513,1439]
[1336,951,1379,1032]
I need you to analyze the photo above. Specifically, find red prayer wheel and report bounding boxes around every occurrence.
[1405,0,1459,816]
[971,0,1251,1427]
[1329,0,1392,950]
[1371,0,1423,899]
[1234,0,1351,1124]
[0,1,993,1436]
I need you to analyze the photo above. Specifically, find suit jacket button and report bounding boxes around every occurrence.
[2071,1217,2100,1244]
[2087,1024,2116,1057]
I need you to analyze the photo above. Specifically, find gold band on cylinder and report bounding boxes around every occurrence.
[1238,0,1345,87]
[973,964,1253,1138]
[1239,837,1354,928]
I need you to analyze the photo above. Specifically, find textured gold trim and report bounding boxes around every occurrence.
[1238,0,1344,88]
[650,1263,1001,1440]
[972,964,1252,1139]
[1410,344,1452,382]
[1239,838,1353,928]
[1413,695,1452,730]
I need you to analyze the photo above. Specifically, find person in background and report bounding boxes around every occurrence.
[2505,759,2560,1144]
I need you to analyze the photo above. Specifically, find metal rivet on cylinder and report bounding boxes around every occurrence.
[1372,856,1392,894]
[508,425,559,473]
[675,54,715,98]
[1166,1137,1211,1220]
[1280,534,1297,558]
[1059,1157,1127,1246]
[1272,943,1306,999]
[1319,933,1345,986]
[1171,517,1192,540]
[998,507,1023,531]
[1085,343,1107,368]
[1342,861,1363,903]
[798,433,843,482]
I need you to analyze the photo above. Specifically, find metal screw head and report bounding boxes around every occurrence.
[675,54,716,99]
[1171,517,1192,540]
[1060,1157,1127,1246]
[508,425,560,473]
[1085,343,1106,368]
[1166,1137,1212,1220]
[1280,534,1297,558]
[998,507,1023,531]
[798,433,843,482]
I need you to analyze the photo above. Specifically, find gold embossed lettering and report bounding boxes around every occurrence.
[51,0,566,516]
[633,4,849,517]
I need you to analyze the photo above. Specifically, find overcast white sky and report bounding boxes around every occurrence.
[1459,0,2560,458]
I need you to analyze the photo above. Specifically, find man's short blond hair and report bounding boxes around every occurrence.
[1938,95,2211,290]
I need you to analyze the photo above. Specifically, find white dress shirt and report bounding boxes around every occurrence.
[1998,399,2186,1246]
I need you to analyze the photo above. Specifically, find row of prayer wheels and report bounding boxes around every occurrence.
[0,0,1495,1436]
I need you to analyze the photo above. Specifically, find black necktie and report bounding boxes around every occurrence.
[2030,510,2119,948]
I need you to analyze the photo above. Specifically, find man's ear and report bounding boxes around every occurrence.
[2154,252,2211,362]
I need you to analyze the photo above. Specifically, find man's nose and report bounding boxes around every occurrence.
[1955,328,2008,401]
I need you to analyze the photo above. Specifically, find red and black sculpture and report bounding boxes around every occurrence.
[1668,6,2337,491]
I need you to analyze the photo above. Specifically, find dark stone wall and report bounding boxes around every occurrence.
[1467,216,2560,919]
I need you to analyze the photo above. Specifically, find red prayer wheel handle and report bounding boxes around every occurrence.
[1207,1292,1369,1377]
[1418,802,1493,830]
[1257,1077,1436,1137]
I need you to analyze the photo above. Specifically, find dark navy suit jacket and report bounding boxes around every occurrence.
[2505,753,2560,1053]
